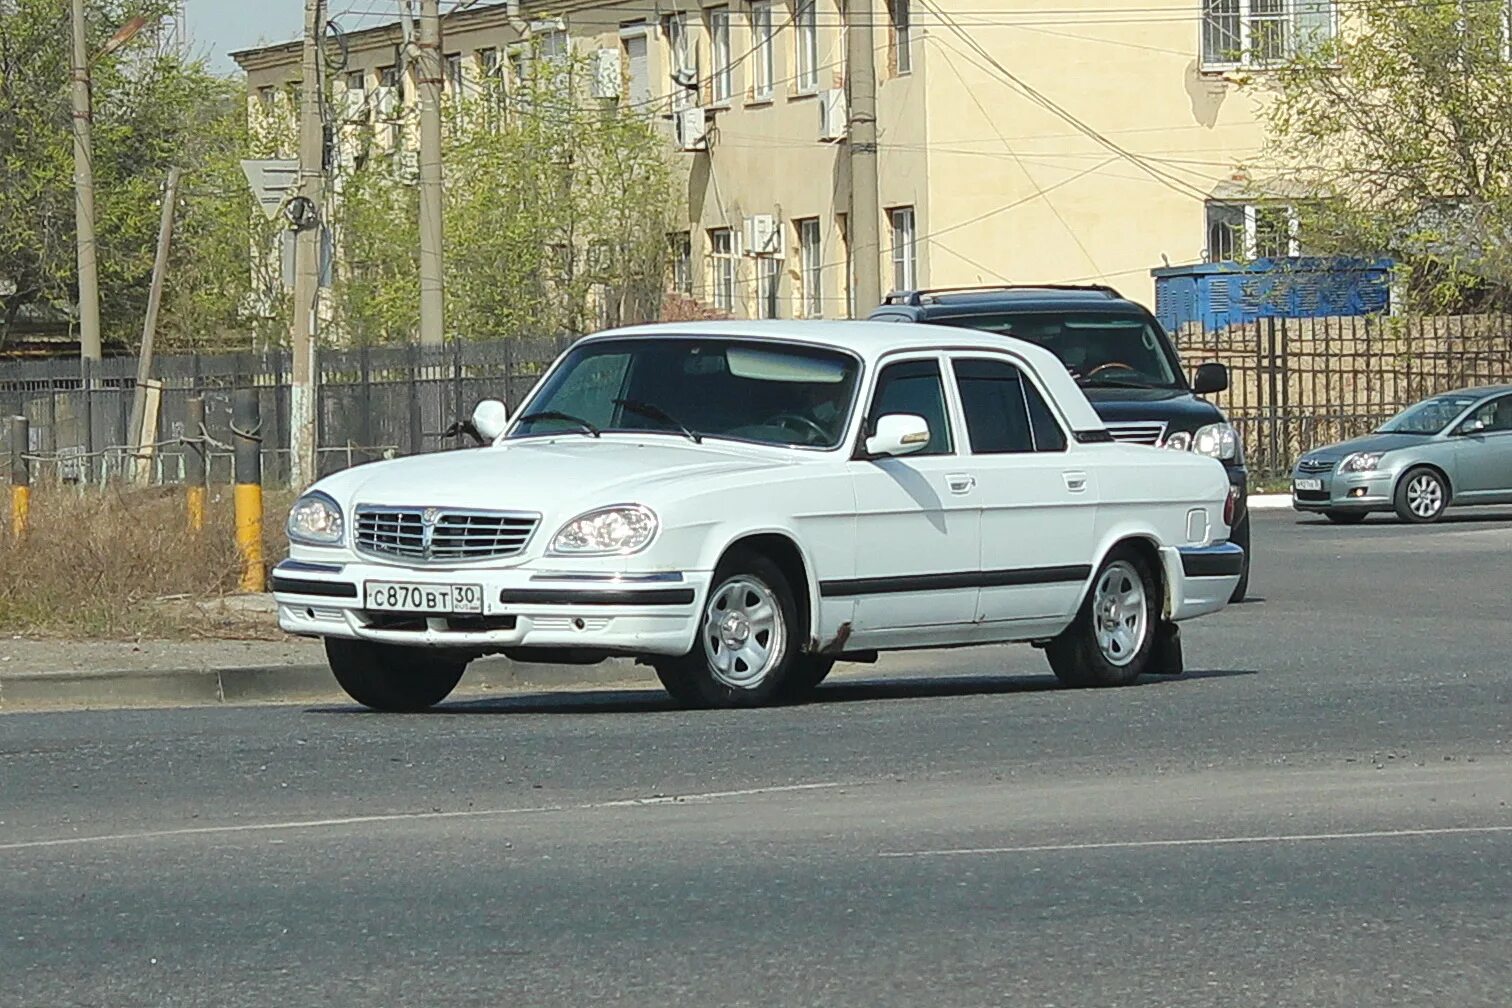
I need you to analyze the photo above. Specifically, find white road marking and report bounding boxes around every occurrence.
[880,824,1512,859]
[0,781,850,853]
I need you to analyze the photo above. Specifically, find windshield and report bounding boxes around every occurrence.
[931,312,1182,389]
[1376,394,1481,435]
[511,338,862,448]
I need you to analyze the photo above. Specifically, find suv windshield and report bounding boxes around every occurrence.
[930,312,1183,389]
[1377,394,1481,435]
[511,338,862,448]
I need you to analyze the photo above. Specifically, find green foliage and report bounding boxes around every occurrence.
[1261,0,1512,309]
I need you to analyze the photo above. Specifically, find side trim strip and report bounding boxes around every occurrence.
[270,576,359,598]
[819,565,1092,598]
[1178,543,1245,578]
[499,588,696,607]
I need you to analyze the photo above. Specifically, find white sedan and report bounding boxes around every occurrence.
[272,320,1243,711]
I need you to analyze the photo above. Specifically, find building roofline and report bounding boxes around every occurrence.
[230,1,519,71]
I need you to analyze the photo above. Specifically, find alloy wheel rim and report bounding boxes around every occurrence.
[1093,561,1148,668]
[1407,474,1443,518]
[702,576,784,689]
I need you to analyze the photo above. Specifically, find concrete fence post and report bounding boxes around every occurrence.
[232,388,264,592]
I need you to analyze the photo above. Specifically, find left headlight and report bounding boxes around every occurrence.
[1340,451,1384,473]
[286,491,344,546]
[548,504,658,556]
[1191,422,1239,461]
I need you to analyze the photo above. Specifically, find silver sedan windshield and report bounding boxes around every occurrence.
[1377,394,1481,435]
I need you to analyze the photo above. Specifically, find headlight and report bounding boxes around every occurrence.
[1340,451,1384,473]
[548,505,658,556]
[286,491,344,546]
[1191,422,1239,461]
[1163,431,1193,451]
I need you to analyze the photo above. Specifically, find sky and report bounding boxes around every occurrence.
[186,1,396,76]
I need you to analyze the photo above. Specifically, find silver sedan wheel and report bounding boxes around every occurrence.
[702,575,785,690]
[1406,473,1445,518]
[1093,561,1148,668]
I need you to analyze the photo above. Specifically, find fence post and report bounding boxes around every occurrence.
[232,388,265,592]
[185,395,207,533]
[9,415,28,540]
[407,342,423,455]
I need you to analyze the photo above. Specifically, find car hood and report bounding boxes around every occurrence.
[1081,387,1225,431]
[314,436,798,513]
[1301,432,1437,461]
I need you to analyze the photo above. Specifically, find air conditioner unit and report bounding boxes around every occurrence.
[338,87,368,124]
[676,107,708,151]
[591,48,621,99]
[743,214,781,257]
[819,88,848,142]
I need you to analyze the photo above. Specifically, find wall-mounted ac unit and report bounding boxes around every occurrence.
[819,88,847,142]
[591,48,621,99]
[676,107,708,151]
[743,214,781,257]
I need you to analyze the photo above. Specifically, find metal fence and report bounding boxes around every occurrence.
[0,336,570,487]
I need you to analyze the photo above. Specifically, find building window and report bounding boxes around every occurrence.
[1202,0,1335,67]
[257,85,276,115]
[795,0,818,91]
[797,218,822,317]
[1206,202,1244,261]
[757,256,781,318]
[751,2,775,100]
[889,206,917,293]
[837,212,853,317]
[709,7,733,104]
[671,232,693,294]
[378,64,399,88]
[664,14,695,112]
[444,52,465,96]
[1205,201,1302,260]
[890,0,912,74]
[624,32,652,110]
[710,228,736,310]
[479,47,501,80]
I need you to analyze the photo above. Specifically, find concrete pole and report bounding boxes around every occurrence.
[844,0,882,314]
[128,167,182,470]
[70,0,102,365]
[417,0,445,346]
[289,0,325,488]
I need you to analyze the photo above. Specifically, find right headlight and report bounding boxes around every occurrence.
[286,491,344,546]
[1340,451,1384,473]
[548,504,659,556]
[1191,422,1239,461]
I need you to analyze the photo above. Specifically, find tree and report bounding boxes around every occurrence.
[1260,0,1512,309]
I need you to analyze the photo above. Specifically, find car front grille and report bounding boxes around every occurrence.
[1105,421,1169,447]
[1297,457,1336,473]
[354,506,540,563]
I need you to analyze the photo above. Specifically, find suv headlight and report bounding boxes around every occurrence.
[1163,431,1193,451]
[1191,422,1239,461]
[1340,451,1384,472]
[548,505,658,556]
[286,491,344,546]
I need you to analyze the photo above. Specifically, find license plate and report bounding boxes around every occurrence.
[363,581,484,614]
[1294,478,1322,492]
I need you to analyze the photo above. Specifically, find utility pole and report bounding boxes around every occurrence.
[70,0,102,365]
[844,0,882,313]
[289,0,325,488]
[416,0,445,346]
[128,166,182,480]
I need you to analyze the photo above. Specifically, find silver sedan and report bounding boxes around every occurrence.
[1292,385,1512,523]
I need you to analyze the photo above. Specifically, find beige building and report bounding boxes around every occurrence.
[233,0,1330,319]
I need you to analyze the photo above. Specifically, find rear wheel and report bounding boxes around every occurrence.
[325,638,468,712]
[1045,547,1158,688]
[1394,467,1448,523]
[1324,510,1367,525]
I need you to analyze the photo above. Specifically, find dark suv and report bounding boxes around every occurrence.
[869,284,1249,602]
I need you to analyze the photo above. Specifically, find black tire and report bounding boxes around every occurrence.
[1228,511,1251,603]
[1324,510,1368,525]
[653,550,803,709]
[1045,546,1159,688]
[1394,466,1448,524]
[325,638,468,712]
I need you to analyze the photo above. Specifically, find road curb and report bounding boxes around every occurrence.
[0,656,645,713]
[1247,494,1293,510]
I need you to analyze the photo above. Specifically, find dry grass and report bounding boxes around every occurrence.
[0,485,295,639]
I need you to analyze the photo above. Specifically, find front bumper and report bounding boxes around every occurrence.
[1290,466,1397,513]
[271,559,708,656]
[1162,542,1244,621]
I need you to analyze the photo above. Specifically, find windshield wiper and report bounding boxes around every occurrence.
[614,398,702,443]
[517,411,601,437]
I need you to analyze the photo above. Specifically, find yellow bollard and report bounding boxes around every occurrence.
[232,388,265,592]
[9,415,28,540]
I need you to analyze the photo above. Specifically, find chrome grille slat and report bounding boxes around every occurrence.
[1296,458,1335,473]
[354,506,540,563]
[1105,421,1168,447]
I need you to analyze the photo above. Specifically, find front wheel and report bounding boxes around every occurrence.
[325,638,468,712]
[1394,467,1448,523]
[654,551,803,708]
[1045,547,1158,688]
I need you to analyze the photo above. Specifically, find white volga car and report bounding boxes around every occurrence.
[272,321,1243,711]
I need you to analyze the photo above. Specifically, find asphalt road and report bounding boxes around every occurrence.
[3,510,1511,1007]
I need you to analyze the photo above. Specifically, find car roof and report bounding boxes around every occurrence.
[581,320,1109,434]
[1442,383,1512,398]
[873,287,1150,316]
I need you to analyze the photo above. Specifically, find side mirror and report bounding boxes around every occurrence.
[1193,362,1229,395]
[865,414,931,457]
[472,399,510,442]
[1459,417,1487,436]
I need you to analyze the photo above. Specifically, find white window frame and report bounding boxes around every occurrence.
[1205,201,1301,260]
[709,7,733,105]
[1200,0,1337,69]
[795,0,818,92]
[889,207,917,293]
[444,52,465,99]
[671,231,693,294]
[797,218,822,317]
[751,2,776,100]
[664,14,696,113]
[757,256,781,318]
[710,228,737,310]
[890,0,912,75]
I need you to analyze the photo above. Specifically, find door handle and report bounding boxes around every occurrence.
[1063,471,1088,493]
[946,474,976,494]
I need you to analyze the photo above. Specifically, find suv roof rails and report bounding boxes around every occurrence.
[881,283,1124,307]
